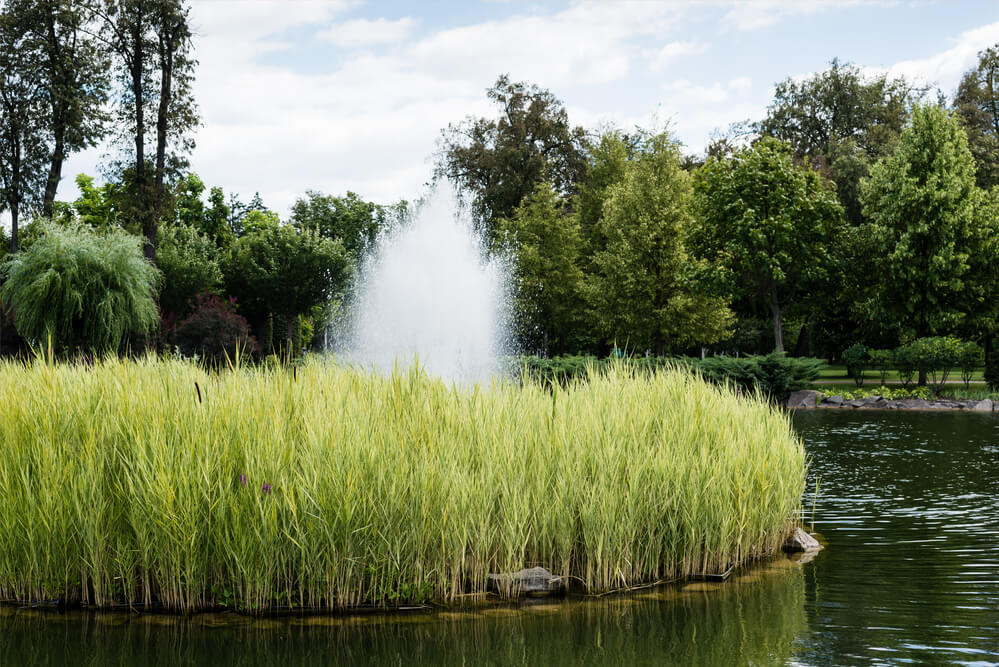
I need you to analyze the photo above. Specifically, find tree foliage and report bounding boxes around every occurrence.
[954,46,999,189]
[692,137,845,353]
[759,59,920,224]
[155,222,222,319]
[858,104,981,340]
[98,0,198,260]
[435,74,588,245]
[0,221,159,351]
[588,132,732,354]
[224,223,353,347]
[0,4,51,253]
[290,190,405,260]
[496,182,585,356]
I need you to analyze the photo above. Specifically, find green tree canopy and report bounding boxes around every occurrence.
[289,190,405,260]
[857,104,980,341]
[954,45,999,189]
[156,222,222,319]
[224,224,353,348]
[692,137,845,353]
[435,74,588,245]
[495,182,585,356]
[759,58,921,224]
[588,132,732,354]
[0,221,159,351]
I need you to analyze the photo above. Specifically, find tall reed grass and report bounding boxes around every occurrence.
[0,356,806,612]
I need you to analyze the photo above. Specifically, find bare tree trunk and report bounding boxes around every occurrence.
[769,283,784,353]
[129,10,153,260]
[42,136,64,218]
[9,199,19,254]
[154,24,173,222]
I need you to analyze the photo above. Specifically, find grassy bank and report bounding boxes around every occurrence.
[0,357,806,612]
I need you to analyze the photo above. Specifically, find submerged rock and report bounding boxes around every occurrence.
[787,390,821,408]
[487,567,564,596]
[782,527,822,553]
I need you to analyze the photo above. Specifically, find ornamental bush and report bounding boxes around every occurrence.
[868,349,893,386]
[171,293,258,367]
[0,222,160,353]
[842,343,870,387]
[957,341,984,389]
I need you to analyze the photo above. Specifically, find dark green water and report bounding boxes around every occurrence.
[2,410,997,665]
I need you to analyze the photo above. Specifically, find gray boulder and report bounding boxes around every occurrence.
[823,395,844,406]
[971,398,994,412]
[487,567,564,596]
[787,390,821,408]
[899,398,930,409]
[782,527,822,553]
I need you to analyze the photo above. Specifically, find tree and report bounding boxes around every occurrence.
[155,223,222,320]
[575,129,632,259]
[290,190,405,260]
[759,59,921,224]
[692,137,845,353]
[435,75,588,245]
[857,104,980,344]
[0,221,159,351]
[0,5,50,253]
[97,0,198,260]
[588,133,732,354]
[25,0,111,217]
[495,182,585,356]
[954,46,999,189]
[224,224,353,351]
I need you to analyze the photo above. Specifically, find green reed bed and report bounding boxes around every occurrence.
[0,357,806,612]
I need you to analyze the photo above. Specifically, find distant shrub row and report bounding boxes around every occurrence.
[512,353,823,403]
[841,338,997,392]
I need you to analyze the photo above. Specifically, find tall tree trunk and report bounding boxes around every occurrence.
[794,321,811,357]
[43,135,64,218]
[769,282,784,353]
[154,26,173,223]
[129,12,153,260]
[9,199,19,254]
[42,12,64,217]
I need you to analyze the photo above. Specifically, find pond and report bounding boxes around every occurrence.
[2,410,997,665]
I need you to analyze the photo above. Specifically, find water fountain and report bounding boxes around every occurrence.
[348,192,510,384]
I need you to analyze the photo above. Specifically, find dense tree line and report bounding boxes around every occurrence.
[437,62,999,368]
[1,2,998,373]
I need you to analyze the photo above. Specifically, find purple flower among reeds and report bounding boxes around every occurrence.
[262,483,272,494]
[239,473,247,487]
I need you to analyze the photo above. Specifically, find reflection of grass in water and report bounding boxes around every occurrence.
[0,356,805,611]
[0,562,807,666]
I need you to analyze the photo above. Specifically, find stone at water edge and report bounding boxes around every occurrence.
[971,398,994,412]
[824,395,844,406]
[787,390,821,408]
[487,567,565,596]
[782,527,822,553]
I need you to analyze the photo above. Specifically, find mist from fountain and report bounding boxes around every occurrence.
[347,193,511,384]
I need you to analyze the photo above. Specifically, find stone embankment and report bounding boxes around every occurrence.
[788,390,996,412]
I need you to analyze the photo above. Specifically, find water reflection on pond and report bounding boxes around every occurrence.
[2,410,997,665]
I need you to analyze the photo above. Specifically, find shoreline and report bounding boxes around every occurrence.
[788,390,996,412]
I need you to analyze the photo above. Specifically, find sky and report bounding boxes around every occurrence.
[54,0,999,218]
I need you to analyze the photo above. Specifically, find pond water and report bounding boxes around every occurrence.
[2,410,997,665]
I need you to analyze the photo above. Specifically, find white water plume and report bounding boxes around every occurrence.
[347,193,511,384]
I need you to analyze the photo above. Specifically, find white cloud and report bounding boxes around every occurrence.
[721,0,872,32]
[646,40,710,73]
[728,76,752,93]
[317,17,418,47]
[663,79,729,104]
[886,21,999,93]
